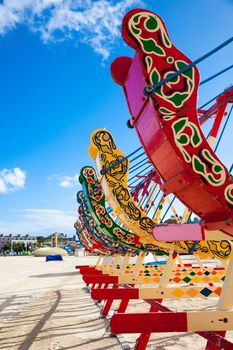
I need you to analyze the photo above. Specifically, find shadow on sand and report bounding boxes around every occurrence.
[29,271,79,278]
[0,287,121,350]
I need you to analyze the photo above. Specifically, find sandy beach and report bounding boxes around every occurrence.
[1,255,233,350]
[0,255,120,350]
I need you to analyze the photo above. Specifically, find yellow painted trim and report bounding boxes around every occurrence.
[204,230,232,240]
[187,311,233,331]
[217,242,233,311]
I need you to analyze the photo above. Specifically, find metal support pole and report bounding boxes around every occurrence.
[132,252,145,277]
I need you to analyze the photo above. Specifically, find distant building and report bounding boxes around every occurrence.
[0,234,37,250]
[0,232,78,251]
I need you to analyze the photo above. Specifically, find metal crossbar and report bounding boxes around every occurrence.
[200,64,233,86]
[144,36,233,96]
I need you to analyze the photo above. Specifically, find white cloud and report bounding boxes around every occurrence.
[0,0,143,59]
[0,167,27,194]
[22,208,75,227]
[48,173,81,189]
[59,174,80,188]
[0,208,77,235]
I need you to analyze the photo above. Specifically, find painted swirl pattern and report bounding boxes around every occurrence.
[80,166,168,255]
[89,129,231,260]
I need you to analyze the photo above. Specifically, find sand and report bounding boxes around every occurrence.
[0,255,233,349]
[0,255,120,350]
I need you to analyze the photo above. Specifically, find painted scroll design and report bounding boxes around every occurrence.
[77,190,125,253]
[74,219,92,250]
[90,129,231,260]
[80,165,168,255]
[125,9,233,205]
[90,129,158,235]
[75,215,105,253]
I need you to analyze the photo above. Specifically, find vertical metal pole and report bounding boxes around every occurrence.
[177,254,185,269]
[109,253,121,274]
[159,251,177,288]
[153,253,158,262]
[132,252,145,277]
[103,255,115,274]
[119,252,131,274]
[204,245,233,349]
[194,252,204,270]
[217,243,233,311]
[95,255,102,267]
[97,255,106,270]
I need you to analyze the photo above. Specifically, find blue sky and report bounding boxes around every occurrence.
[0,0,232,236]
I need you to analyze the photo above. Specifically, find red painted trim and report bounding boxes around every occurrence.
[209,101,227,138]
[205,331,226,350]
[110,312,188,333]
[114,286,232,348]
[80,269,103,276]
[83,275,119,284]
[111,9,233,237]
[91,288,139,300]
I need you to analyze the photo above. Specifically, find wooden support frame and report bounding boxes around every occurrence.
[79,250,233,349]
[110,311,233,333]
[76,247,233,347]
[107,247,233,349]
